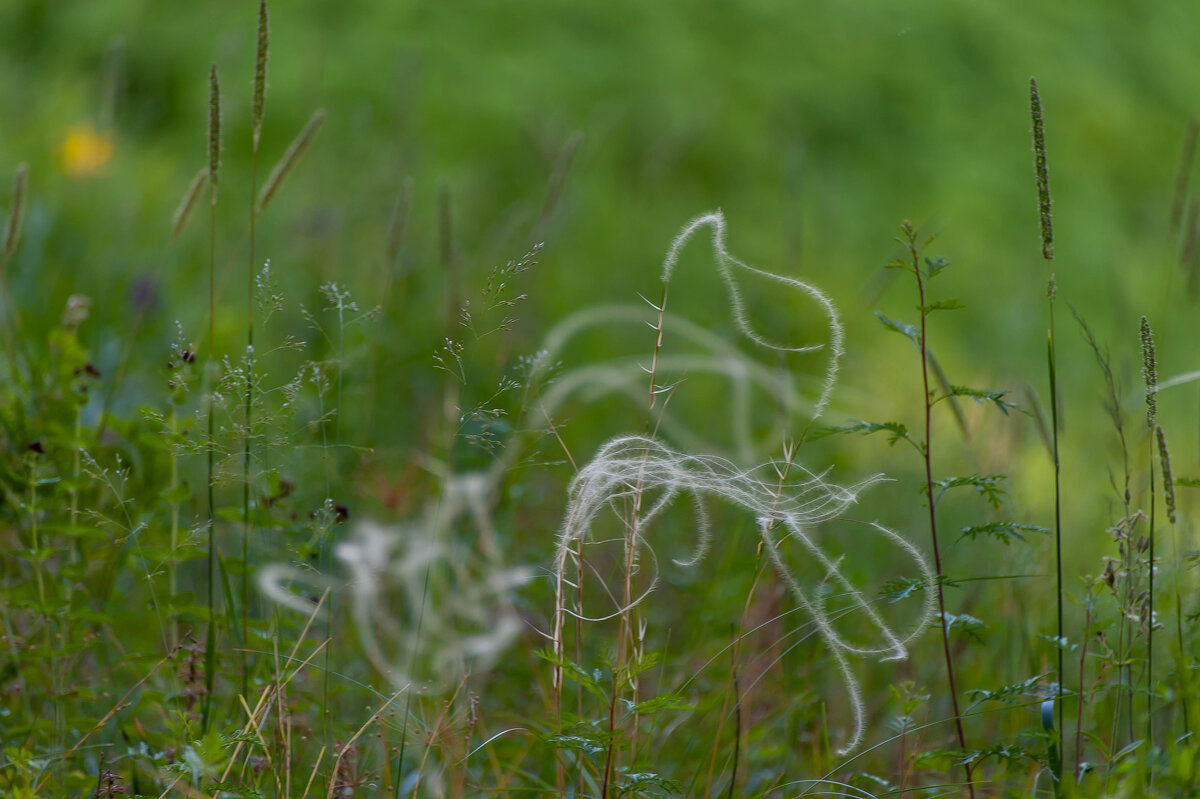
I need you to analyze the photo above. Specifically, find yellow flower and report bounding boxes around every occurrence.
[60,125,114,177]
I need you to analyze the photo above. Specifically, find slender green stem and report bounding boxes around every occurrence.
[203,63,220,732]
[1048,307,1065,767]
[169,404,180,643]
[1147,458,1156,746]
[204,186,217,731]
[905,223,974,798]
[243,125,259,704]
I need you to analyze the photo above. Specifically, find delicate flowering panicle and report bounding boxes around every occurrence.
[1030,77,1053,261]
[1156,425,1176,525]
[1140,316,1157,428]
[659,211,844,419]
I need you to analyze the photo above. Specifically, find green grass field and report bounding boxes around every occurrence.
[3,1,1200,796]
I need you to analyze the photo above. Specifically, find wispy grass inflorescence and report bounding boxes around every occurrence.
[551,436,934,756]
[659,211,844,420]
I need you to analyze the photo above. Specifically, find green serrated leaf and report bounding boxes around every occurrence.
[941,611,988,643]
[941,385,1025,416]
[923,474,1007,509]
[959,521,1049,545]
[621,692,695,715]
[544,734,606,755]
[966,672,1054,708]
[617,768,682,796]
[817,420,913,448]
[924,255,951,278]
[874,311,919,345]
[880,576,927,603]
[534,650,608,700]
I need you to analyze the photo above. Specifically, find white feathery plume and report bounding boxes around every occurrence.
[551,436,934,755]
[660,210,844,420]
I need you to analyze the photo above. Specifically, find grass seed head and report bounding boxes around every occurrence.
[1030,77,1054,261]
[253,0,269,151]
[208,65,221,203]
[1156,425,1176,524]
[1140,315,1157,428]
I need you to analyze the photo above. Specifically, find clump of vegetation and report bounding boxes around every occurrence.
[2,6,1200,798]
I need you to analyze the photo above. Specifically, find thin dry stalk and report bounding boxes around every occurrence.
[326,688,405,799]
[411,676,469,799]
[300,746,327,799]
[35,635,190,792]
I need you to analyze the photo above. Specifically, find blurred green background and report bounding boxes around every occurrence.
[7,2,1200,786]
[3,0,1200,526]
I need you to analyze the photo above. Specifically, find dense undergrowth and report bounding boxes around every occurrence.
[4,5,1200,798]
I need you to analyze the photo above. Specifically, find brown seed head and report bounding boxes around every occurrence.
[1140,316,1157,428]
[1156,425,1176,525]
[1030,77,1054,261]
[253,0,270,151]
[208,65,221,203]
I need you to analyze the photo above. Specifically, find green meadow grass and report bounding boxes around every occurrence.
[4,2,1200,797]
